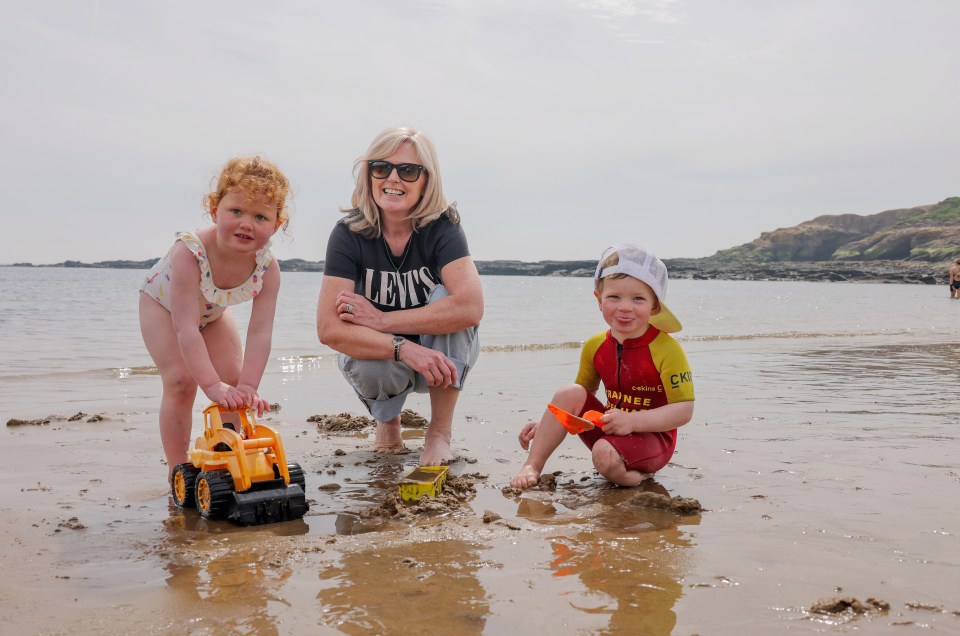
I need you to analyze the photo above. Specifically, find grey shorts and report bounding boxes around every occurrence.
[337,285,480,422]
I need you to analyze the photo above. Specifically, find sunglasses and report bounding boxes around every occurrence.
[368,160,426,183]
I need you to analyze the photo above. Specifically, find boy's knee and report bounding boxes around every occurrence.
[591,440,622,474]
[553,383,587,403]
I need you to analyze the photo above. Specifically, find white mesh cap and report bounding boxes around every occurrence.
[594,244,682,333]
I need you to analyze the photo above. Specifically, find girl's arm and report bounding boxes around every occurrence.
[167,245,244,409]
[236,261,280,414]
[600,401,695,436]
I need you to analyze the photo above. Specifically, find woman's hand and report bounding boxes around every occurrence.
[398,340,458,387]
[336,291,385,331]
[518,420,539,450]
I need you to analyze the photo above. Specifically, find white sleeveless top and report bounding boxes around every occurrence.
[140,231,274,327]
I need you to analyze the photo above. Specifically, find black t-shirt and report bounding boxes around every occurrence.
[324,212,471,314]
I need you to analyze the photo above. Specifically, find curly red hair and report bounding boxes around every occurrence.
[205,156,291,229]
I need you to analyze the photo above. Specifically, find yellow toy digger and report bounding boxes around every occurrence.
[170,403,308,525]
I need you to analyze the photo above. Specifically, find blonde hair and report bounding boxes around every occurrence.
[594,251,661,311]
[205,156,291,230]
[594,252,629,292]
[342,126,458,237]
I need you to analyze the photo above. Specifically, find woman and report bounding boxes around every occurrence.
[316,126,483,466]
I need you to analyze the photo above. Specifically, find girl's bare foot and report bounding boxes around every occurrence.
[373,419,406,453]
[510,465,541,489]
[420,428,452,466]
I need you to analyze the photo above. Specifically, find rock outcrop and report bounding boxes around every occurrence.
[713,197,960,262]
[663,258,944,285]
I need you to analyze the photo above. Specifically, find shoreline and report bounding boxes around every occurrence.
[1,257,951,285]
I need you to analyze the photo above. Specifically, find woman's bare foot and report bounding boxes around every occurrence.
[373,419,406,453]
[420,427,452,466]
[510,465,541,489]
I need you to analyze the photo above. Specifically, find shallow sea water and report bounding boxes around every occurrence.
[1,267,959,634]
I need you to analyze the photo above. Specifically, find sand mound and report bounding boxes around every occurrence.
[308,409,428,432]
[626,491,703,515]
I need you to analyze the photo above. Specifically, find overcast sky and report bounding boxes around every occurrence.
[2,0,958,265]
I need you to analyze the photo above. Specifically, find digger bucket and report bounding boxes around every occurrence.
[229,482,308,526]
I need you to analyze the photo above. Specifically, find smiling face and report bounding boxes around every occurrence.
[371,142,427,220]
[211,187,279,254]
[595,275,661,341]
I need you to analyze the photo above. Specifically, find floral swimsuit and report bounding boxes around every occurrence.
[140,231,273,327]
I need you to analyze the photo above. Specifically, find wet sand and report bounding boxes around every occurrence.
[2,344,959,635]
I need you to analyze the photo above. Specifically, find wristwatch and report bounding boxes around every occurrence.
[392,335,406,362]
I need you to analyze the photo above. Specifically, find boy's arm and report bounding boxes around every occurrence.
[574,332,605,392]
[600,401,694,436]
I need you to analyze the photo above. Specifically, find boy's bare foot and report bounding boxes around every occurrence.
[420,428,452,466]
[510,465,541,489]
[373,420,406,453]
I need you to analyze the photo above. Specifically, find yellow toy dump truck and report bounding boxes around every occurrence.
[170,403,308,525]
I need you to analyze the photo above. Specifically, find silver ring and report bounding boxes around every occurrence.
[345,303,354,315]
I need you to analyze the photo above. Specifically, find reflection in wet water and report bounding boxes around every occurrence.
[158,507,308,635]
[163,555,288,636]
[163,502,310,537]
[316,540,489,634]
[546,530,686,636]
[512,480,701,636]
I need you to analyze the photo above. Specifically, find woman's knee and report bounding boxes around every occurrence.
[340,355,412,399]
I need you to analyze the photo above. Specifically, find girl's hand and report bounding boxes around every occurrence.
[518,420,539,450]
[336,291,384,331]
[203,382,246,411]
[237,383,269,417]
[598,408,635,436]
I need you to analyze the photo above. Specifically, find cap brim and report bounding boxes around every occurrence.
[650,303,682,333]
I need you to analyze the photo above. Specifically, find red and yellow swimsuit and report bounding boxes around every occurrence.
[575,326,695,474]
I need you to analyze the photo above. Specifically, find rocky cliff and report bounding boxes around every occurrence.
[712,197,960,262]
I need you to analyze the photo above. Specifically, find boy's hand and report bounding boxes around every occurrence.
[518,421,539,450]
[598,408,636,436]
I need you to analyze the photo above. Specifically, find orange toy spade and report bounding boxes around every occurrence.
[547,404,605,435]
